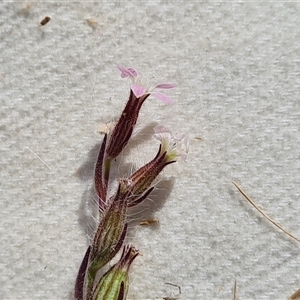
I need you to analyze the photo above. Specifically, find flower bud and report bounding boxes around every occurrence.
[105,90,149,160]
[85,185,130,299]
[92,245,139,300]
[119,145,175,207]
[119,126,189,207]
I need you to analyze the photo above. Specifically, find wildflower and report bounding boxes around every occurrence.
[104,89,148,160]
[106,66,176,160]
[75,66,183,300]
[97,66,176,203]
[117,65,176,104]
[120,126,189,206]
[153,125,189,162]
[92,245,139,300]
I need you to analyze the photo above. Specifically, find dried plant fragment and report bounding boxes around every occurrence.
[139,219,159,226]
[233,280,237,300]
[86,19,98,29]
[40,16,51,26]
[289,287,300,300]
[163,296,180,300]
[28,148,51,170]
[98,122,115,134]
[232,181,300,243]
[163,282,181,300]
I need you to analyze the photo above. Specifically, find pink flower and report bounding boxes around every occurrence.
[118,125,189,207]
[96,66,178,205]
[153,125,189,162]
[117,65,176,104]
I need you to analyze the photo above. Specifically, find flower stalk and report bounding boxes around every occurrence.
[75,65,186,300]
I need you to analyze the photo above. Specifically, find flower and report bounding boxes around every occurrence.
[97,66,177,203]
[118,145,172,207]
[92,245,139,300]
[117,65,176,104]
[154,125,189,162]
[105,88,148,161]
[105,66,176,161]
[119,126,189,207]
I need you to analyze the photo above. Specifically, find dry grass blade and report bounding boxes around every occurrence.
[232,181,300,243]
[139,219,159,226]
[289,287,300,300]
[28,148,52,170]
[233,280,237,300]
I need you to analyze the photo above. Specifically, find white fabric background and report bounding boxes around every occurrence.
[1,2,300,300]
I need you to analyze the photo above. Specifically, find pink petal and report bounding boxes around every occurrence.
[180,152,188,162]
[152,92,174,105]
[154,83,176,89]
[116,65,138,78]
[153,125,172,135]
[127,67,138,77]
[131,84,147,98]
[178,134,189,162]
[153,125,172,143]
[116,65,129,77]
[181,135,190,155]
